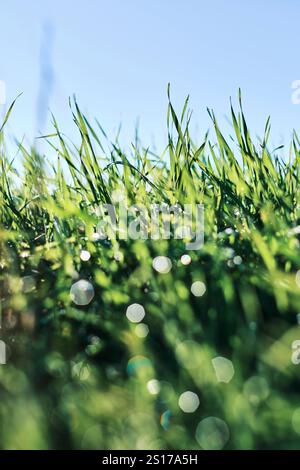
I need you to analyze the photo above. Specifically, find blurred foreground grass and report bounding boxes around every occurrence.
[1,90,300,449]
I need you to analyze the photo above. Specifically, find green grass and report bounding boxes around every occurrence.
[1,89,300,449]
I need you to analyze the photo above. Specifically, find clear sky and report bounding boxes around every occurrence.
[1,0,300,154]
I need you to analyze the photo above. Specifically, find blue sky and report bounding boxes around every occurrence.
[1,0,300,154]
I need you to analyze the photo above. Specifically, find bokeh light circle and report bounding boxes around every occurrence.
[70,280,94,306]
[196,417,229,450]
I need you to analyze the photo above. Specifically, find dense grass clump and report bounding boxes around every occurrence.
[1,90,300,449]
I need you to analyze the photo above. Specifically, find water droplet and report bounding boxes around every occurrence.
[152,256,172,274]
[147,379,160,395]
[135,323,149,338]
[233,255,242,265]
[191,281,206,297]
[126,303,145,323]
[212,356,235,383]
[180,254,192,265]
[243,376,270,405]
[178,391,200,413]
[127,355,151,375]
[80,250,91,262]
[70,280,94,306]
[196,417,229,450]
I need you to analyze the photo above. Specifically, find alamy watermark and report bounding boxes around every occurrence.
[93,202,204,251]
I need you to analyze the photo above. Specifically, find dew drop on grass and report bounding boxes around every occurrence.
[127,355,151,375]
[196,417,229,450]
[178,391,200,413]
[147,379,161,395]
[152,256,172,274]
[126,303,145,323]
[243,376,270,405]
[212,356,235,383]
[80,250,91,262]
[180,254,192,265]
[191,281,206,297]
[233,255,242,265]
[70,280,94,306]
[135,323,149,338]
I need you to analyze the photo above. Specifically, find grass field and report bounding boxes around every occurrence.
[1,90,300,449]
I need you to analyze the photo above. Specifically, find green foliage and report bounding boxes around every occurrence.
[1,91,300,449]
